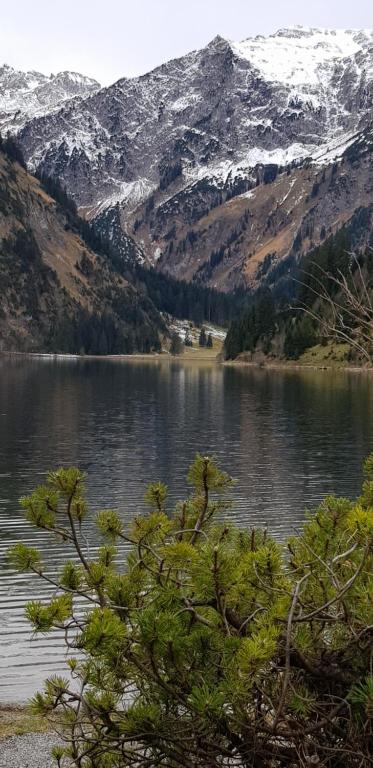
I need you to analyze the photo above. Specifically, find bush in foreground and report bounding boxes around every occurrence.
[9,455,373,767]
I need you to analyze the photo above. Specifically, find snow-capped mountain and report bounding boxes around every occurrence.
[3,27,373,290]
[13,27,372,208]
[0,64,100,132]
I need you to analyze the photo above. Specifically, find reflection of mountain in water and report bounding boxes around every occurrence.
[0,357,372,700]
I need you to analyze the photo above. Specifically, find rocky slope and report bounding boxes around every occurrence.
[0,149,162,353]
[131,122,373,291]
[14,28,373,205]
[3,27,373,291]
[0,64,100,133]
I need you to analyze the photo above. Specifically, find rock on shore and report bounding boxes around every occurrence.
[0,732,62,768]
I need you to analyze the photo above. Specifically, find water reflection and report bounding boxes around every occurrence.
[0,357,372,700]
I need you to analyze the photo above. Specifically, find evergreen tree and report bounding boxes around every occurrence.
[133,264,241,328]
[9,455,373,768]
[206,333,213,348]
[98,328,109,356]
[0,132,27,168]
[199,326,207,347]
[284,317,317,360]
[184,329,193,347]
[224,289,276,359]
[169,332,183,355]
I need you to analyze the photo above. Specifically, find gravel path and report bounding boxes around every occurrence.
[0,732,63,768]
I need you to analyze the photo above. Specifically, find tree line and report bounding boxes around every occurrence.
[224,208,373,361]
[34,166,241,331]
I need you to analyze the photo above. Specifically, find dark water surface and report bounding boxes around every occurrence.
[1,356,372,701]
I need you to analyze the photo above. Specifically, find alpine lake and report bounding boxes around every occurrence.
[0,355,372,701]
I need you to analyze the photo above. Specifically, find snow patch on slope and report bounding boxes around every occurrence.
[231,28,368,86]
[186,143,313,185]
[0,64,100,132]
[10,26,373,215]
[93,178,156,216]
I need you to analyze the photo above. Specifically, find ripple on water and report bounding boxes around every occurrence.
[0,358,372,701]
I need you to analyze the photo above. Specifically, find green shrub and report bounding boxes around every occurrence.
[8,455,373,767]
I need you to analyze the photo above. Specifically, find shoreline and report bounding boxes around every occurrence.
[0,350,219,362]
[223,358,373,374]
[1,350,373,373]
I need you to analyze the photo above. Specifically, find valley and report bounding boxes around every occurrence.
[1,26,372,363]
[0,27,370,296]
[0,13,373,768]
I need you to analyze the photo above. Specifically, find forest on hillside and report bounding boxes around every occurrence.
[224,208,373,363]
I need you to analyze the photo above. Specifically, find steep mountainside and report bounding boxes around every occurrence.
[3,27,373,291]
[0,64,100,133]
[0,149,162,353]
[129,123,373,291]
[224,204,373,361]
[15,29,373,207]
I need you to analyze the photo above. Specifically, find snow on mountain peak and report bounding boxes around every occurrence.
[53,71,100,87]
[231,27,370,87]
[0,65,100,132]
[5,25,373,217]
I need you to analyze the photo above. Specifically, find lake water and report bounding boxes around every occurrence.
[1,356,372,702]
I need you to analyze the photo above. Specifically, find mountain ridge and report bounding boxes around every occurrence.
[0,64,100,133]
[2,26,372,293]
[11,27,373,205]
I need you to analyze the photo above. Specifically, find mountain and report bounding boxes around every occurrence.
[0,138,237,353]
[0,143,162,353]
[134,120,373,292]
[3,27,373,291]
[224,202,373,362]
[0,64,100,133]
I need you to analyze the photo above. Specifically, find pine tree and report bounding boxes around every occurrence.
[8,456,373,768]
[169,332,183,355]
[184,329,193,347]
[198,326,207,347]
[1,131,27,168]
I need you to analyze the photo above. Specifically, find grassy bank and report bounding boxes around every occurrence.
[226,342,372,372]
[1,339,224,364]
[0,705,51,740]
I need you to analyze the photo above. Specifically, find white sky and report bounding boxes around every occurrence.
[1,0,372,85]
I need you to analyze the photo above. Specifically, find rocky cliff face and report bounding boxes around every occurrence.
[14,29,373,205]
[3,27,372,291]
[0,64,100,133]
[129,123,373,291]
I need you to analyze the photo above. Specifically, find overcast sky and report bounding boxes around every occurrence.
[1,0,372,85]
